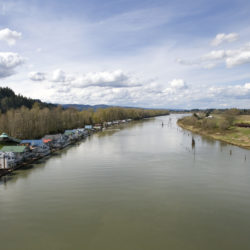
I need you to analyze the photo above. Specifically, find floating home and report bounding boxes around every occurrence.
[0,152,16,169]
[64,130,78,142]
[93,124,102,130]
[76,128,89,137]
[20,140,50,157]
[85,125,93,130]
[103,121,112,127]
[1,145,30,163]
[42,134,69,149]
[0,133,21,146]
[0,120,133,176]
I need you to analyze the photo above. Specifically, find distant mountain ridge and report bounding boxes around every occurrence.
[61,104,112,111]
[60,104,158,111]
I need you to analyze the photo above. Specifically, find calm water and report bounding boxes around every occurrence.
[1,114,250,250]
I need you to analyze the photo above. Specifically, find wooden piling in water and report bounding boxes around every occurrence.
[192,137,195,149]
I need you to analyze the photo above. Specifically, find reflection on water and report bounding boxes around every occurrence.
[191,137,195,149]
[1,114,250,250]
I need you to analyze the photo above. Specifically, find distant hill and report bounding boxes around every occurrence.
[60,104,155,111]
[0,87,55,112]
[61,104,113,111]
[62,104,172,111]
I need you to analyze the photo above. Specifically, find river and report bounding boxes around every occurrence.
[1,114,250,250]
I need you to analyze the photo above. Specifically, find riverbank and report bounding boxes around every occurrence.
[0,117,165,178]
[0,144,76,177]
[0,137,84,178]
[177,117,250,149]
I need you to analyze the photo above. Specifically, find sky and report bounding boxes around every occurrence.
[0,0,250,109]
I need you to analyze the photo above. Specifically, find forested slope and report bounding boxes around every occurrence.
[0,87,169,139]
[0,87,55,112]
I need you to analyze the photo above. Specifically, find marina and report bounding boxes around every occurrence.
[0,119,133,177]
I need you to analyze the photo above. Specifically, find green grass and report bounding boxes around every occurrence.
[178,114,250,149]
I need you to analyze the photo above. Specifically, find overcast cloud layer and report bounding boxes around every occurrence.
[1,0,250,108]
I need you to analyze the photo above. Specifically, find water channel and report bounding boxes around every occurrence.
[1,114,250,250]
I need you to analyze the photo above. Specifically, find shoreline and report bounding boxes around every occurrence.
[0,137,86,178]
[177,120,250,150]
[0,115,168,178]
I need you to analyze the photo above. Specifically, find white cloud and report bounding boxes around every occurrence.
[28,71,46,81]
[0,52,24,78]
[51,69,141,88]
[203,50,227,60]
[211,33,239,47]
[208,83,250,99]
[226,50,250,67]
[72,70,141,88]
[162,79,189,95]
[52,69,66,82]
[0,28,21,46]
[52,69,74,82]
[169,79,188,89]
[177,51,226,69]
[46,69,165,106]
[244,83,250,89]
[22,64,250,108]
[178,43,250,69]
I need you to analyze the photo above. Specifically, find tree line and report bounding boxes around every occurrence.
[0,103,169,139]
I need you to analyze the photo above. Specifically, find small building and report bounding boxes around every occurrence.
[21,139,43,147]
[75,128,89,138]
[20,140,50,157]
[0,152,16,169]
[43,139,52,144]
[42,134,69,149]
[0,133,21,145]
[103,122,112,128]
[93,124,102,130]
[85,125,93,130]
[64,130,78,142]
[1,145,30,163]
[64,130,75,135]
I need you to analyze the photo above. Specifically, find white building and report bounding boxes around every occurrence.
[0,152,16,169]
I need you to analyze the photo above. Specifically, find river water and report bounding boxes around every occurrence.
[1,114,250,250]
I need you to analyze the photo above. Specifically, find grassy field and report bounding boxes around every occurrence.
[178,114,250,149]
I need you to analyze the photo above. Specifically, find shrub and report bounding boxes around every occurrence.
[180,116,198,126]
[219,119,230,130]
[223,114,235,126]
[202,118,217,130]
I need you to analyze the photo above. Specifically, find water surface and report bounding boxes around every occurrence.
[1,114,250,250]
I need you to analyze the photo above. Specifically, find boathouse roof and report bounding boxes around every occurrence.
[0,133,21,143]
[43,134,63,140]
[0,133,8,138]
[21,140,44,147]
[64,130,75,135]
[1,146,27,153]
